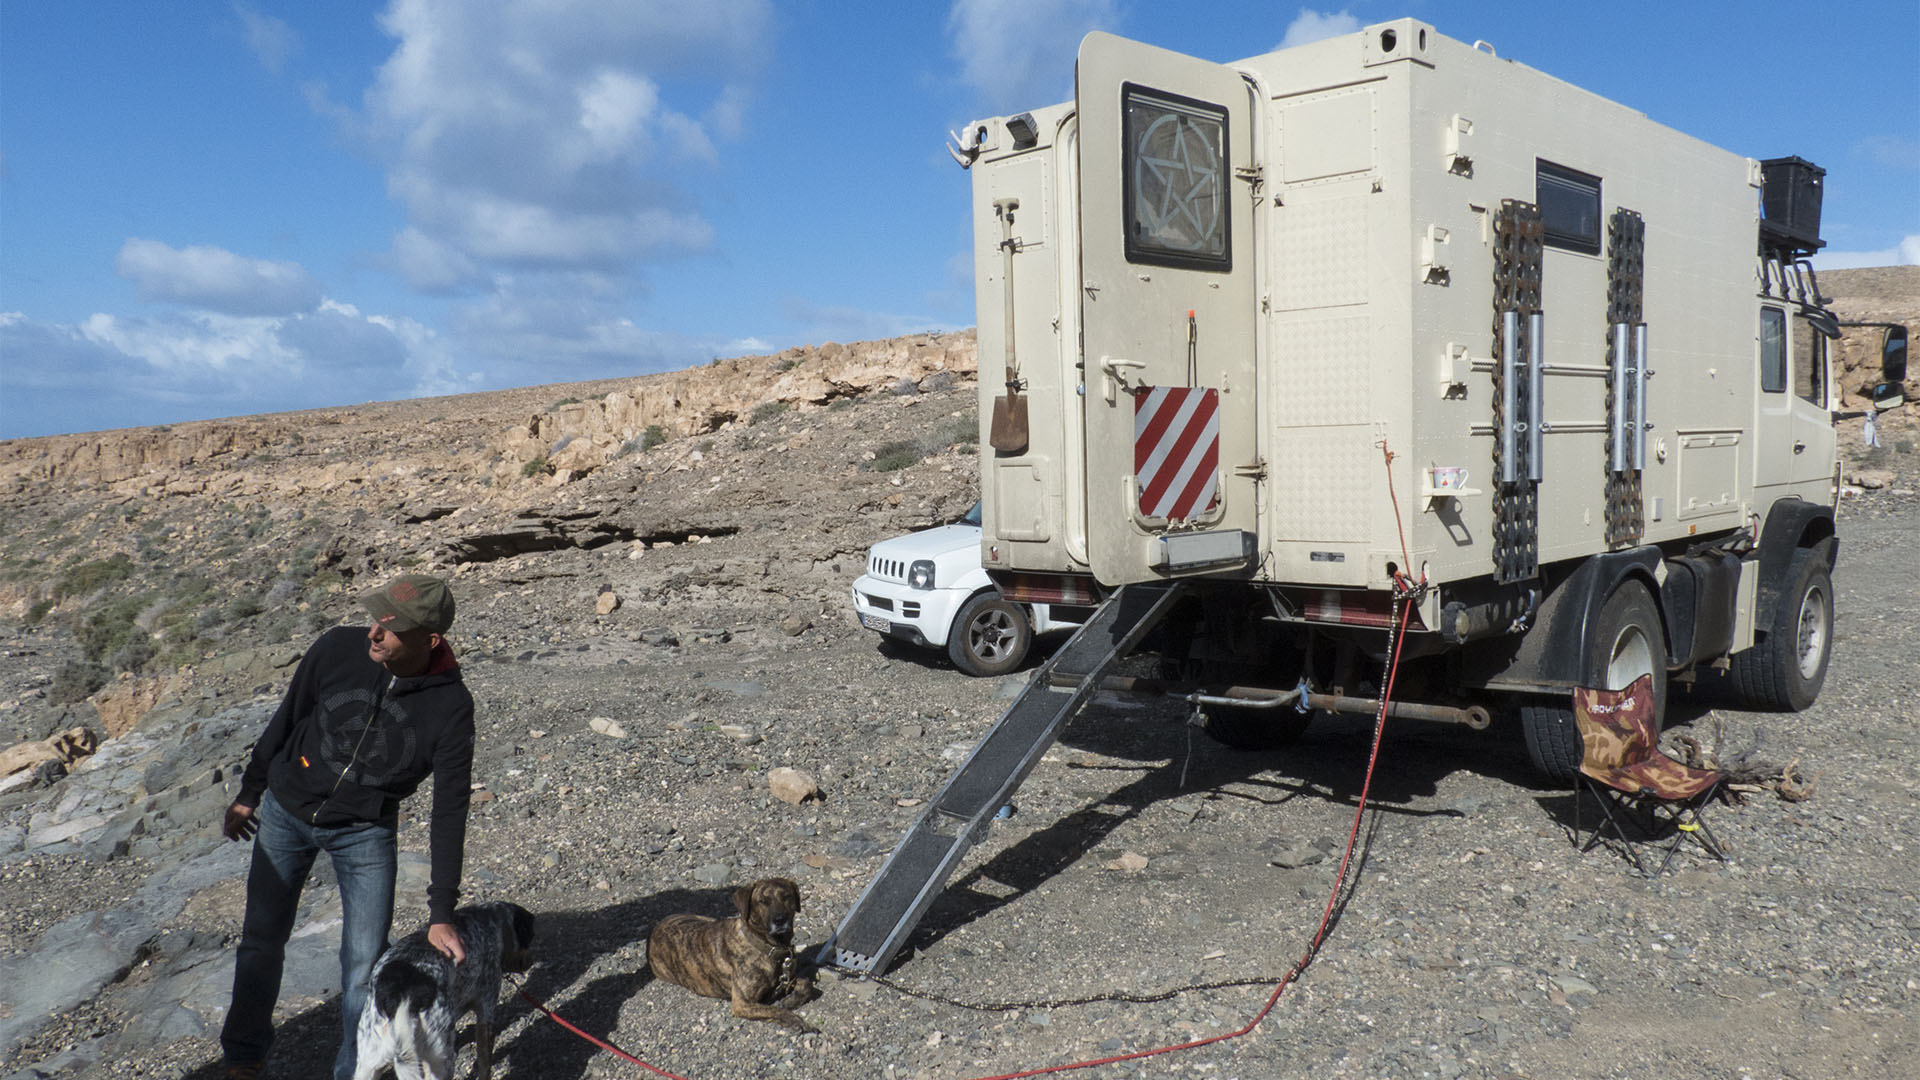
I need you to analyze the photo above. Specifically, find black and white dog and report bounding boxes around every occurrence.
[352,901,536,1080]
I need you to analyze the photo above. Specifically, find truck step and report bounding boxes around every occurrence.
[820,581,1187,975]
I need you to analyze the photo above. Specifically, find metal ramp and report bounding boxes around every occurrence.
[821,581,1186,975]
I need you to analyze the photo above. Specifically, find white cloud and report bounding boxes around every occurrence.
[0,302,476,438]
[778,297,960,344]
[947,0,1119,113]
[390,227,481,292]
[721,336,772,355]
[363,0,768,280]
[81,310,301,375]
[234,4,297,73]
[1278,9,1361,50]
[578,70,658,155]
[1856,134,1920,169]
[1811,234,1920,271]
[115,239,324,317]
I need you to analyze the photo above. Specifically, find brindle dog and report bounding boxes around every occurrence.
[646,877,816,1032]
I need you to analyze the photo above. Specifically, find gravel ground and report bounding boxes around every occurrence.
[3,348,1915,1080]
[13,488,1904,1080]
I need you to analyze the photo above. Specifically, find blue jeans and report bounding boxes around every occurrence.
[220,790,397,1080]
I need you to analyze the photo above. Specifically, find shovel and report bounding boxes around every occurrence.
[988,197,1029,455]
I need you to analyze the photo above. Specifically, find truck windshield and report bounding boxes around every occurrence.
[963,501,982,527]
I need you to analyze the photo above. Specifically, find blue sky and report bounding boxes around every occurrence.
[2,1,1915,440]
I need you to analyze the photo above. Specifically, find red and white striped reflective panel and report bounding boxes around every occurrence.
[1134,385,1220,521]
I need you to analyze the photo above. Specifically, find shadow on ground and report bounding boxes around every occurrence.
[176,886,717,1080]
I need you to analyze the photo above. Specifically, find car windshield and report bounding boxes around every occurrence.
[962,500,982,527]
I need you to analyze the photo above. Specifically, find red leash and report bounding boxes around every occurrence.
[516,986,693,1080]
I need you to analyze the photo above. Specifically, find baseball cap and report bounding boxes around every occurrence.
[362,573,456,634]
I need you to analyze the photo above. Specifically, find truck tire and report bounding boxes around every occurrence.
[1521,581,1668,783]
[1202,706,1311,751]
[1725,547,1832,711]
[948,592,1032,677]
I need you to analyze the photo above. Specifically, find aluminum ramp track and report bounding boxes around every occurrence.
[821,581,1186,975]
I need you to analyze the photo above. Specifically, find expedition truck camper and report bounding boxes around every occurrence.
[821,20,1908,976]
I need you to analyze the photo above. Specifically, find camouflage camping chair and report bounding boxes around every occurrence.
[1572,675,1727,876]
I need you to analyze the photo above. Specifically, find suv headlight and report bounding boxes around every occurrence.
[907,560,936,590]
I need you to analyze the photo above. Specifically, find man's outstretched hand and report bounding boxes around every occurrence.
[222,801,257,842]
[428,922,466,965]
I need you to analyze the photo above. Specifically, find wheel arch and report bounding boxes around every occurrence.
[1482,548,1666,692]
[1754,498,1837,627]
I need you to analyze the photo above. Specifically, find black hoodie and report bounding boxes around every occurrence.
[237,625,475,923]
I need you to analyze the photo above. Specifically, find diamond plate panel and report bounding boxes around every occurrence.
[1273,425,1373,542]
[1273,315,1371,426]
[1273,194,1369,311]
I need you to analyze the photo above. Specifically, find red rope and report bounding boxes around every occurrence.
[956,582,1415,1080]
[517,987,694,1080]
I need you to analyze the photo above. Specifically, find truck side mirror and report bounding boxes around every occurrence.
[1875,326,1908,410]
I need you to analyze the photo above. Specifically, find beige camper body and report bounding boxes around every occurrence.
[965,20,1858,778]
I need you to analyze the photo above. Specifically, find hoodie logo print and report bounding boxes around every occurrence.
[317,687,417,787]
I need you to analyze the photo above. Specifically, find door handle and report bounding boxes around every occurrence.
[1793,441,1806,454]
[1099,357,1145,404]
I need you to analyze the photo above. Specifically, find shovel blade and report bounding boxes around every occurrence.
[989,394,1029,454]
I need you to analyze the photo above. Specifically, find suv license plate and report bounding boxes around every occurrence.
[860,613,891,633]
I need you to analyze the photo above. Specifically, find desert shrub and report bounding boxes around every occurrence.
[870,440,924,472]
[55,553,135,601]
[522,457,550,478]
[26,598,54,625]
[108,635,157,673]
[257,608,302,644]
[774,358,799,372]
[643,424,668,450]
[939,412,979,447]
[227,595,266,620]
[750,401,789,425]
[551,396,583,409]
[77,592,149,665]
[0,554,43,582]
[697,439,715,454]
[828,396,855,412]
[157,631,210,670]
[264,578,303,608]
[50,661,109,704]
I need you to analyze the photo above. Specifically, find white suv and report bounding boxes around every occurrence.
[851,502,1079,676]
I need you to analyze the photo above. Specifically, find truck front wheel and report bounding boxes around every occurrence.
[1521,580,1669,783]
[948,592,1033,677]
[1725,547,1833,711]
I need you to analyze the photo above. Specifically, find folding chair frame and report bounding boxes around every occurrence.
[1574,773,1727,876]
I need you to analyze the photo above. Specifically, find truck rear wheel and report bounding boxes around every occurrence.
[948,592,1032,677]
[1202,706,1311,751]
[1725,547,1832,711]
[1521,580,1668,783]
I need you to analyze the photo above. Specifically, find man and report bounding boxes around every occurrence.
[219,573,475,1080]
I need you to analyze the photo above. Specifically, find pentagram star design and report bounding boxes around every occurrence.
[1134,112,1221,252]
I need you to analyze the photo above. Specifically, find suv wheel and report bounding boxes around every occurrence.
[948,593,1033,677]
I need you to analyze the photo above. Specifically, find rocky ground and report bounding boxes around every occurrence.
[0,292,1916,1080]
